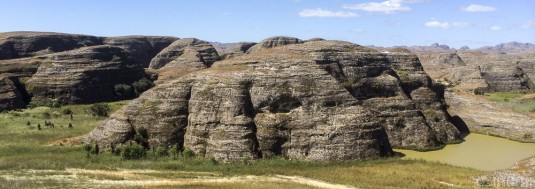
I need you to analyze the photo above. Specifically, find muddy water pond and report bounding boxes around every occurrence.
[396,133,535,171]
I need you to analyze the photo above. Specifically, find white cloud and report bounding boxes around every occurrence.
[424,20,470,29]
[343,0,412,14]
[298,8,358,18]
[521,21,535,29]
[461,4,496,12]
[490,26,501,31]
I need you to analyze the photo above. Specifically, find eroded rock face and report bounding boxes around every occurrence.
[104,36,177,67]
[435,53,466,66]
[88,39,461,161]
[480,63,534,92]
[0,76,28,111]
[149,38,219,69]
[26,45,147,104]
[246,36,303,53]
[0,32,103,60]
[218,42,257,60]
[446,91,535,142]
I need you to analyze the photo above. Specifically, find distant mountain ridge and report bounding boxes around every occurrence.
[367,41,535,54]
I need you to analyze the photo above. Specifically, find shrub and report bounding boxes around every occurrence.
[26,121,30,127]
[132,78,154,95]
[182,147,194,158]
[62,108,73,115]
[133,127,149,149]
[474,87,486,95]
[114,84,134,98]
[155,147,169,157]
[68,123,73,129]
[37,124,41,130]
[90,143,100,155]
[169,144,179,159]
[88,103,111,117]
[42,112,51,119]
[120,143,147,160]
[27,101,56,108]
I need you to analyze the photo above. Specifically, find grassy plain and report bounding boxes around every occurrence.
[0,102,489,188]
[486,92,535,115]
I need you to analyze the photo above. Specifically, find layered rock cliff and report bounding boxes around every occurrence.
[0,32,103,60]
[26,45,148,104]
[0,32,180,105]
[87,39,461,161]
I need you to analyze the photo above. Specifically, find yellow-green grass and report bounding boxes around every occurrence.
[485,92,535,114]
[0,102,488,188]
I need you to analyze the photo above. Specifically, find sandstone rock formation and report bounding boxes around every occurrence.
[480,62,534,92]
[216,42,257,59]
[0,32,183,105]
[87,38,462,161]
[0,32,102,60]
[104,36,177,67]
[146,38,220,84]
[26,45,147,104]
[478,156,535,188]
[246,36,303,53]
[0,75,28,111]
[446,91,535,142]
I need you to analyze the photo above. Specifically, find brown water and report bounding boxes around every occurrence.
[396,133,535,171]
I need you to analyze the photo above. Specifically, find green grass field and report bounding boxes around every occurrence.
[0,102,491,188]
[486,92,535,114]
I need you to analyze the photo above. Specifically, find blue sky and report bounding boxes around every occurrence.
[1,0,534,48]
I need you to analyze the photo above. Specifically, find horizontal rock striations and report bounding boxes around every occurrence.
[245,36,303,53]
[0,32,183,105]
[87,38,462,161]
[0,32,103,60]
[147,38,220,84]
[26,45,148,104]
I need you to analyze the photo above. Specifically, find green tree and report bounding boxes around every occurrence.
[132,78,154,95]
[88,103,111,117]
[114,84,134,98]
[155,147,169,157]
[182,148,194,158]
[120,143,146,160]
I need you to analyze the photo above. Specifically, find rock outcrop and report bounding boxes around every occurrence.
[0,32,103,60]
[87,38,461,161]
[0,75,28,111]
[480,62,534,92]
[103,36,177,67]
[147,38,220,84]
[246,36,303,53]
[26,45,147,104]
[149,38,218,69]
[446,91,535,142]
[217,42,257,59]
[434,53,466,66]
[0,32,181,105]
